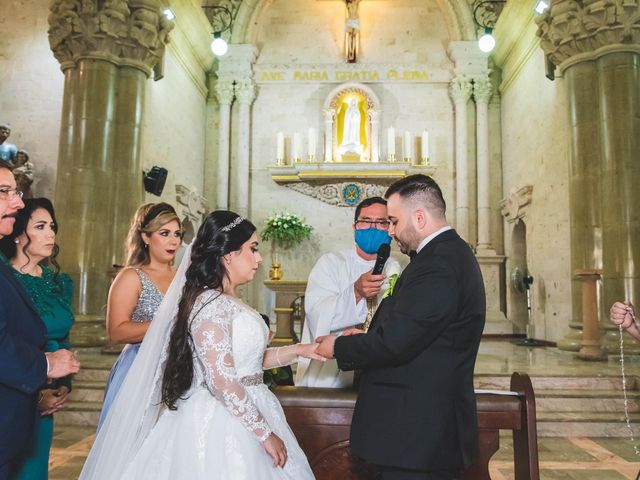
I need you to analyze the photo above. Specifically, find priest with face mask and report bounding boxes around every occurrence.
[296,197,402,387]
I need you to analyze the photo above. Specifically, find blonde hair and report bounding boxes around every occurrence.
[124,203,181,266]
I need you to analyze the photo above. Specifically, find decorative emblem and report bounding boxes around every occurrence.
[342,183,361,205]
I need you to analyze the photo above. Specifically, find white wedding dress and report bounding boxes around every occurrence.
[119,291,314,479]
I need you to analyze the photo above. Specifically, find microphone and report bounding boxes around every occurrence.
[372,243,391,275]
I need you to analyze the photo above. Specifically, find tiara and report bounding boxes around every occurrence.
[221,216,244,232]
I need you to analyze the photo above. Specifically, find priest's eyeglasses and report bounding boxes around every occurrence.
[355,219,390,230]
[0,188,23,200]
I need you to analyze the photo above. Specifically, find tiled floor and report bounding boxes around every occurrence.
[49,428,640,479]
[48,339,640,478]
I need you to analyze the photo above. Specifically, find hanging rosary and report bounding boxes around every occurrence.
[617,307,640,479]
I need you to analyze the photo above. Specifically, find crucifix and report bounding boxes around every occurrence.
[345,0,361,63]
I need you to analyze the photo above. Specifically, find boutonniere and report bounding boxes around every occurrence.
[382,273,399,299]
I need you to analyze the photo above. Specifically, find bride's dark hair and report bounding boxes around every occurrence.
[161,210,256,410]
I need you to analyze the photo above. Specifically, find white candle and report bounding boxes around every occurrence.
[308,128,316,160]
[293,132,301,161]
[387,127,395,159]
[421,130,429,161]
[276,132,285,163]
[404,131,412,160]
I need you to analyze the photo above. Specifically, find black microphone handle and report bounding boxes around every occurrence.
[372,254,389,275]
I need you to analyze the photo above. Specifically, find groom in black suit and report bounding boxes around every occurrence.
[0,162,80,479]
[317,174,485,480]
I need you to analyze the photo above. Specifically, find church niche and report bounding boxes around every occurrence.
[324,83,380,163]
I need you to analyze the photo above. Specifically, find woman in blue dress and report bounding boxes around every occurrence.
[0,198,74,480]
[97,203,182,429]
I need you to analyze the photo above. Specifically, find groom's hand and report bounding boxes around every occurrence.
[315,335,337,359]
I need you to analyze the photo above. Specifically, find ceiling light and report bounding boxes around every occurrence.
[478,28,496,53]
[211,32,228,56]
[202,6,232,57]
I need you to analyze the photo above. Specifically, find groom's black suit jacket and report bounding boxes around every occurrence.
[334,229,485,471]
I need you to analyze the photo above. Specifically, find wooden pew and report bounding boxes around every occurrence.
[274,372,539,480]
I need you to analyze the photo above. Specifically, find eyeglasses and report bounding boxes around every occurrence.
[0,188,23,201]
[355,219,390,230]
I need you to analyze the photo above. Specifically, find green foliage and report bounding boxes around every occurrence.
[263,367,292,388]
[260,212,313,249]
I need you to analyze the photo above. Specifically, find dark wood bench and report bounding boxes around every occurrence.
[274,372,539,480]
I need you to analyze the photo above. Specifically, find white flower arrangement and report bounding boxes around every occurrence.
[260,212,313,250]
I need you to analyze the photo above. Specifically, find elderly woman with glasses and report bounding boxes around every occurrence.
[296,196,402,388]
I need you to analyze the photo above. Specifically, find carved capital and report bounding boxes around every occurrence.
[323,109,335,123]
[536,0,640,71]
[473,76,493,105]
[48,0,174,76]
[449,77,473,105]
[234,78,256,105]
[214,79,235,106]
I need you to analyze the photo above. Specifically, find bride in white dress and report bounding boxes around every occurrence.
[80,211,323,479]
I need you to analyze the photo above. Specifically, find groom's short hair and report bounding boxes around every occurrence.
[385,174,446,218]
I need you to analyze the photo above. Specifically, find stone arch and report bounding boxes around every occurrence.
[323,82,381,112]
[231,0,476,45]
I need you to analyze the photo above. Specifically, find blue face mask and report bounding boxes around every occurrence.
[354,228,392,255]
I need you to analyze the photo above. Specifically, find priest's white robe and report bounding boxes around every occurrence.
[296,248,401,387]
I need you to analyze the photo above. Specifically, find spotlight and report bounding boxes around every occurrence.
[534,0,549,14]
[478,28,496,53]
[210,32,228,56]
[143,166,168,196]
[163,8,175,21]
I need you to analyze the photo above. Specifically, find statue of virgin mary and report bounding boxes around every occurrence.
[339,98,364,157]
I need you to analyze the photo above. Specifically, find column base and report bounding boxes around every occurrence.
[577,339,606,361]
[477,252,511,335]
[558,322,640,355]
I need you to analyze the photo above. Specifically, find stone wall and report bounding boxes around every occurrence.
[500,48,572,342]
[141,48,208,207]
[0,0,64,198]
[243,0,456,311]
[0,1,209,213]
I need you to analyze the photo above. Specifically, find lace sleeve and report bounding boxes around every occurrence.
[190,293,272,442]
[263,344,299,369]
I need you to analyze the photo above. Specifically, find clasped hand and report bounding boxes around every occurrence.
[314,328,365,359]
[610,301,636,329]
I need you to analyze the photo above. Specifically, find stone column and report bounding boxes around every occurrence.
[234,78,256,217]
[369,110,380,162]
[323,109,334,163]
[214,79,235,209]
[48,0,172,319]
[450,77,473,240]
[537,0,640,352]
[473,75,494,253]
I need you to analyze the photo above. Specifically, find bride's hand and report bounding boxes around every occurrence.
[296,343,326,362]
[262,433,287,468]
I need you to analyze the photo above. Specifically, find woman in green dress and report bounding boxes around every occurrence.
[0,197,74,479]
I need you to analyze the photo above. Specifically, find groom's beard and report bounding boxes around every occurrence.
[394,225,420,256]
